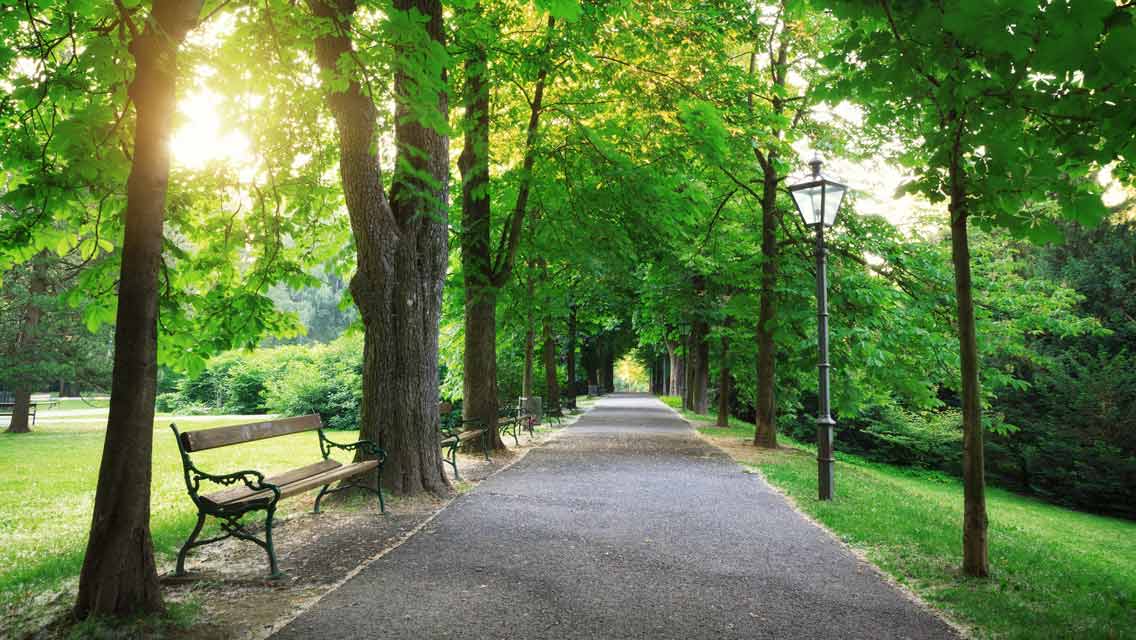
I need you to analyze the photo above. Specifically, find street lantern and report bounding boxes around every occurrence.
[788,155,848,501]
[789,156,848,228]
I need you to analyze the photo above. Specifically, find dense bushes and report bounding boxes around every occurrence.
[781,404,963,473]
[771,221,1136,519]
[994,348,1136,517]
[157,333,363,429]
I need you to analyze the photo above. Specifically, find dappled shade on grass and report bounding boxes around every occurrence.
[695,420,1135,639]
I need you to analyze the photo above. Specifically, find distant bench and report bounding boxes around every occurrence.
[0,397,54,422]
[170,414,385,578]
[0,402,38,425]
[439,402,489,480]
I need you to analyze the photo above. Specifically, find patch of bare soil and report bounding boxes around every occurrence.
[697,432,809,467]
[25,427,564,640]
[676,412,803,467]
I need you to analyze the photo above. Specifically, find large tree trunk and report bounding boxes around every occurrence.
[751,15,789,449]
[687,276,710,412]
[565,305,577,408]
[458,27,505,449]
[75,0,203,618]
[753,152,780,448]
[7,391,33,434]
[716,333,730,427]
[666,339,679,396]
[949,141,988,578]
[672,341,685,400]
[683,340,692,409]
[310,0,450,495]
[582,338,596,388]
[7,254,48,434]
[604,345,615,393]
[688,322,709,413]
[542,316,560,414]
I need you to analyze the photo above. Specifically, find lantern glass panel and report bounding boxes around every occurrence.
[790,178,847,228]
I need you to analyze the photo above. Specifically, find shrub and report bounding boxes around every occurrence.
[262,334,362,430]
[157,333,363,428]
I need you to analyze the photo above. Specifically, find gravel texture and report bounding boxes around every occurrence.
[273,394,958,640]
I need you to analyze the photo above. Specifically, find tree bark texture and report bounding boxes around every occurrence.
[753,150,780,448]
[458,29,505,449]
[672,341,685,400]
[75,0,203,618]
[949,138,989,578]
[687,321,709,414]
[542,316,560,414]
[716,333,730,427]
[752,15,789,448]
[310,0,450,495]
[600,336,615,393]
[663,341,672,395]
[6,254,48,434]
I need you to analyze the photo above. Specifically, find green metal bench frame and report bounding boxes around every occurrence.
[170,415,385,579]
[498,410,521,446]
[440,419,490,480]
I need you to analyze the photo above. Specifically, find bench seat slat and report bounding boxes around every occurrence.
[440,428,485,448]
[201,459,342,506]
[204,460,380,509]
[457,429,485,441]
[181,414,322,452]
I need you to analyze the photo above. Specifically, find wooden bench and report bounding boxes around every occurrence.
[0,402,37,425]
[170,415,385,578]
[439,403,489,480]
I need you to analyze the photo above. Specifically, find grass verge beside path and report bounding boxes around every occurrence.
[0,414,365,616]
[1,400,583,624]
[661,396,1135,640]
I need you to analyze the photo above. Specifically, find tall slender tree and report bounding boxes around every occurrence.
[458,9,557,448]
[823,0,1124,576]
[75,0,204,617]
[4,253,47,434]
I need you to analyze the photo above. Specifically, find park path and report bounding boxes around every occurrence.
[273,394,957,640]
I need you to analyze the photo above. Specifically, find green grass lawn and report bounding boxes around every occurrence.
[0,410,365,612]
[39,398,110,411]
[662,397,1136,639]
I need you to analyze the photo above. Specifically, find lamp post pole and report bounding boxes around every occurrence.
[788,155,846,501]
[814,219,835,501]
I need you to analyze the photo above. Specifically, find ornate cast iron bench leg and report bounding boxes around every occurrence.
[313,477,386,515]
[174,512,207,577]
[264,505,281,579]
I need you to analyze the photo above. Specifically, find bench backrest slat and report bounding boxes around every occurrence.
[180,414,322,452]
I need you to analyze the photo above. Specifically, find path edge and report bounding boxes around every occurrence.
[259,423,573,640]
[658,398,971,640]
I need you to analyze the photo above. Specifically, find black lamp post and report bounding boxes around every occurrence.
[788,155,848,501]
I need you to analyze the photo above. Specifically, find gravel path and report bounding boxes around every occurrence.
[273,394,958,639]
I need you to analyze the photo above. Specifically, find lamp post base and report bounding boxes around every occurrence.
[817,418,834,500]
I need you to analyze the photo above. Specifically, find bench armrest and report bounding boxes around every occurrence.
[203,468,280,495]
[170,424,280,506]
[189,467,281,508]
[441,417,484,437]
[319,430,387,463]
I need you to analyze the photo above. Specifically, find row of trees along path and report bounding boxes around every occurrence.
[0,0,1130,625]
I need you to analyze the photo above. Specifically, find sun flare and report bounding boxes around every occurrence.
[169,90,253,171]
